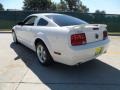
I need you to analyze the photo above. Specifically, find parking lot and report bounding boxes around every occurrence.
[0,33,120,90]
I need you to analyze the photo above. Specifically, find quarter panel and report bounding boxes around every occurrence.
[31,26,69,61]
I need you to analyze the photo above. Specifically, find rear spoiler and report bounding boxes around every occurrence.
[85,24,107,27]
[65,24,107,30]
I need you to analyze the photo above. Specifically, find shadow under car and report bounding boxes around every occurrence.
[10,42,120,90]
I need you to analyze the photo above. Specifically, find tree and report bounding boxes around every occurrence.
[50,2,57,11]
[65,0,77,11]
[56,0,67,11]
[23,0,52,11]
[64,0,89,12]
[94,10,106,23]
[0,3,4,11]
[79,5,89,13]
[60,0,67,11]
[95,10,106,14]
[22,0,89,12]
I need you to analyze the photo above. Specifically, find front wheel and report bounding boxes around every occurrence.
[36,42,53,66]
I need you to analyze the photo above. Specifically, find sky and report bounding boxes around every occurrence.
[0,0,120,14]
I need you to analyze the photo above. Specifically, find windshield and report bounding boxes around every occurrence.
[45,14,88,26]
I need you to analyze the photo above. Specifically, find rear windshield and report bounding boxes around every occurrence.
[45,14,88,26]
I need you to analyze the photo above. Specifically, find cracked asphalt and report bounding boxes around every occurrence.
[0,33,120,90]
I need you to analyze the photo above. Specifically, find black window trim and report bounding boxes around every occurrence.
[37,18,48,26]
[23,16,37,26]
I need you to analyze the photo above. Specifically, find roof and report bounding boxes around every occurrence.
[31,13,63,17]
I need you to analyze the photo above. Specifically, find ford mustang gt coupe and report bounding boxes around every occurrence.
[12,13,109,66]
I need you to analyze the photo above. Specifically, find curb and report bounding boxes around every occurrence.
[108,34,120,36]
[0,31,12,33]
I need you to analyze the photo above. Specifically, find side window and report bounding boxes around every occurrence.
[37,18,48,26]
[24,16,37,26]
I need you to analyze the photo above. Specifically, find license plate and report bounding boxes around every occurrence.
[95,47,103,55]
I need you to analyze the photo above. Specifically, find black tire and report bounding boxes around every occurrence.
[36,42,53,66]
[12,31,18,43]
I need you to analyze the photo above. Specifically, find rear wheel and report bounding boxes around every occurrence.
[36,42,53,66]
[12,31,18,43]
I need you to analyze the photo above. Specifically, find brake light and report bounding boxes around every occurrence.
[71,33,86,46]
[103,31,108,40]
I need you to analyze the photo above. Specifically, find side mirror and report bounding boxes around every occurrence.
[17,22,24,25]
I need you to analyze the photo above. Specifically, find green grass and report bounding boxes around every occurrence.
[0,20,16,29]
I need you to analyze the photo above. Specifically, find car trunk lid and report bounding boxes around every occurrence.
[66,24,107,44]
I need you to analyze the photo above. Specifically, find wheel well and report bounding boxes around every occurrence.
[35,38,45,46]
[12,29,14,32]
[34,38,53,60]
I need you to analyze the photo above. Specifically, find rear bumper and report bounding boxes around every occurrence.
[53,39,110,66]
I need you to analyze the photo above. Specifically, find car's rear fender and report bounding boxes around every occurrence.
[33,32,54,59]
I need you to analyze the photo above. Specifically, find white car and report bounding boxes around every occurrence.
[12,13,109,66]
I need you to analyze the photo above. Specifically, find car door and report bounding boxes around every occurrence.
[19,16,37,47]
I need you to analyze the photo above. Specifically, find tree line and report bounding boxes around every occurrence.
[23,0,89,13]
[0,3,4,10]
[0,0,106,14]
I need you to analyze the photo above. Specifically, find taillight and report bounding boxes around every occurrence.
[103,31,108,40]
[71,33,86,46]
